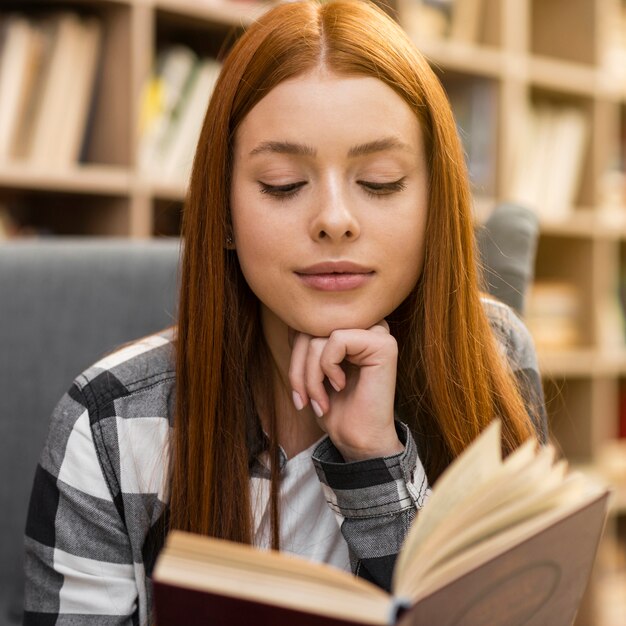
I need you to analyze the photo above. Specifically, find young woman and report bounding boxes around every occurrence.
[23,1,547,623]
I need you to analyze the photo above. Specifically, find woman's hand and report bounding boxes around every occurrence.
[288,320,404,462]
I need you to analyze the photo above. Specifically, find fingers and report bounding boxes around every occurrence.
[288,321,394,417]
[289,333,342,417]
[305,338,332,416]
[289,332,311,411]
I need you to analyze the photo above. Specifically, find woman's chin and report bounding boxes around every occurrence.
[293,314,381,338]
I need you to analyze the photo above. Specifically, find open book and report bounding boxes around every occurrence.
[152,420,610,626]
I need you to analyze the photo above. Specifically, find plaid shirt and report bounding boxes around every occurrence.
[23,298,546,625]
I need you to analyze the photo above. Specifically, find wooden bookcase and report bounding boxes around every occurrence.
[1,0,626,622]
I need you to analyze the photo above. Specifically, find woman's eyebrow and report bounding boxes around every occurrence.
[248,137,412,158]
[249,141,315,157]
[348,137,413,157]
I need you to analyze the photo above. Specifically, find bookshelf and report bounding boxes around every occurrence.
[1,0,626,623]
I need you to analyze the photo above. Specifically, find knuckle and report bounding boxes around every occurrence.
[385,335,399,356]
[328,329,346,343]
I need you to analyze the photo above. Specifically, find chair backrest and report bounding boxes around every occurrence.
[0,207,538,625]
[476,203,539,317]
[0,239,180,625]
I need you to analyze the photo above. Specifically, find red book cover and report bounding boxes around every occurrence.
[153,581,381,626]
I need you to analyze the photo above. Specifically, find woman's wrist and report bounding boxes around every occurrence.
[336,433,405,462]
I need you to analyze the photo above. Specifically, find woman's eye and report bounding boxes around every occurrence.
[258,181,306,199]
[359,177,407,197]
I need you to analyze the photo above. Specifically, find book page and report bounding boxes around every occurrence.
[417,444,556,549]
[155,531,392,625]
[168,531,385,597]
[394,420,503,584]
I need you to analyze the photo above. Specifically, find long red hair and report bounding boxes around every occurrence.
[170,0,536,546]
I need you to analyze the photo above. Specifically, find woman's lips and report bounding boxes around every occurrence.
[295,261,375,291]
[297,272,374,291]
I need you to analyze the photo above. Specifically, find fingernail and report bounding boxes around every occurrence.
[329,378,341,392]
[310,399,324,418]
[292,390,304,411]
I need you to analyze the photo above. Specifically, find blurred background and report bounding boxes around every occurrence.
[0,0,625,624]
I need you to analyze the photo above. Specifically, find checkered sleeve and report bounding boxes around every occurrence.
[311,421,430,592]
[23,381,138,625]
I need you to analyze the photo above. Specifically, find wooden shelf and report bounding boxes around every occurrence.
[142,179,187,202]
[537,210,626,240]
[0,163,132,196]
[539,348,597,378]
[528,55,599,97]
[538,210,598,238]
[418,39,504,79]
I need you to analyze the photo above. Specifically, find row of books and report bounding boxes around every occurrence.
[443,77,497,196]
[525,262,626,353]
[0,12,102,168]
[525,280,584,351]
[138,46,222,183]
[508,102,589,221]
[400,0,486,44]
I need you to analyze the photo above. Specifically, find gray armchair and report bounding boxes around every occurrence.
[0,202,538,625]
[0,239,180,625]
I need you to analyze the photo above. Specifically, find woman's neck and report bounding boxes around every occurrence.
[260,307,325,460]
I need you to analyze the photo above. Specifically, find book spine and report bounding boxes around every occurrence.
[389,596,413,625]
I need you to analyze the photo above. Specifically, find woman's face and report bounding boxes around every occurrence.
[230,69,429,337]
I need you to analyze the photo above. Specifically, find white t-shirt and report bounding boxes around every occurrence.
[251,436,351,572]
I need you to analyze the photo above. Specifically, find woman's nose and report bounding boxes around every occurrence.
[309,187,361,242]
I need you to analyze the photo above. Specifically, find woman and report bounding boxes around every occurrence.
[23,1,546,623]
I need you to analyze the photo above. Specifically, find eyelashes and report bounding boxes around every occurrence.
[360,178,408,198]
[258,177,407,201]
[259,181,307,199]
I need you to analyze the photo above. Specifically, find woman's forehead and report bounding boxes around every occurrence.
[233,70,424,157]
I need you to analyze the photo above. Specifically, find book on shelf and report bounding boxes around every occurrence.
[444,76,497,196]
[138,45,198,176]
[449,0,485,43]
[525,280,583,351]
[138,46,221,184]
[400,0,484,44]
[508,103,589,222]
[621,384,626,439]
[0,15,41,161]
[153,419,609,626]
[158,58,222,181]
[399,0,451,41]
[0,11,102,168]
[601,0,626,81]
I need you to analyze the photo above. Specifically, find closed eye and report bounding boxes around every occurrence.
[358,177,407,197]
[258,181,307,200]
